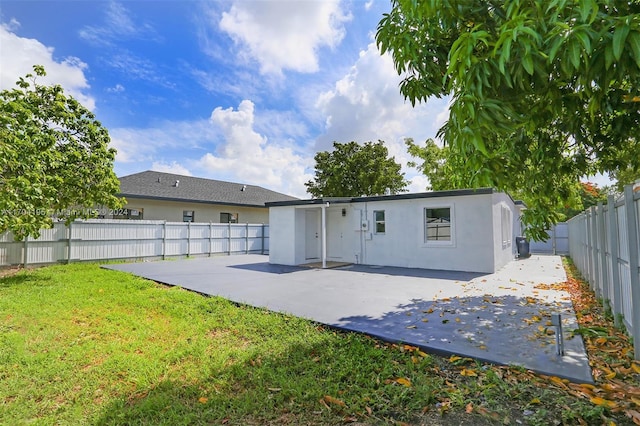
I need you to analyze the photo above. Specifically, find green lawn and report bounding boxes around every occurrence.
[0,262,635,425]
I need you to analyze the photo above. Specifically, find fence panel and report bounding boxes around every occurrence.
[568,184,640,359]
[530,222,569,255]
[0,220,269,267]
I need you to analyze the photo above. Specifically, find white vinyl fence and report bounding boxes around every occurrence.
[568,185,640,359]
[0,220,269,267]
[529,222,569,255]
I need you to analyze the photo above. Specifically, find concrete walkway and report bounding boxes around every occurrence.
[103,254,592,383]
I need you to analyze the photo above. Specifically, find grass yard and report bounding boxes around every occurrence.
[0,261,638,425]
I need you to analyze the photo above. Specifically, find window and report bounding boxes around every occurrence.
[374,210,385,234]
[183,210,195,222]
[425,207,452,242]
[220,212,238,223]
[501,205,512,247]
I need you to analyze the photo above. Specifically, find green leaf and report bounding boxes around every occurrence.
[522,54,534,75]
[627,31,640,69]
[569,40,581,70]
[612,24,630,61]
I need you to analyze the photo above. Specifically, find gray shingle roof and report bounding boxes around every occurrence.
[119,171,298,207]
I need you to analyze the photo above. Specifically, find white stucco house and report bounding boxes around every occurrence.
[266,188,525,274]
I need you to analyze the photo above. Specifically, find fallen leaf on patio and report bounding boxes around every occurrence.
[466,402,473,413]
[406,325,417,329]
[422,318,429,323]
[455,317,461,323]
[418,350,428,357]
[423,308,434,314]
[590,396,617,409]
[323,395,346,407]
[632,363,640,374]
[449,355,462,362]
[395,377,412,387]
[198,397,208,404]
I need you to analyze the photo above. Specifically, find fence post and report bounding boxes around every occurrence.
[590,206,601,298]
[228,222,232,255]
[586,207,602,297]
[187,222,191,258]
[607,195,622,327]
[162,221,166,260]
[552,225,557,255]
[23,235,28,267]
[596,202,609,309]
[209,222,213,257]
[67,221,73,264]
[623,185,640,360]
[245,223,249,254]
[261,223,265,255]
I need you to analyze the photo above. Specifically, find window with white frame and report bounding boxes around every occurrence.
[183,210,195,222]
[501,205,512,247]
[220,212,238,223]
[374,210,385,234]
[425,207,452,242]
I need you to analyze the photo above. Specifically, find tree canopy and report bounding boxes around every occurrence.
[305,141,408,197]
[407,137,605,222]
[0,65,123,240]
[377,0,640,240]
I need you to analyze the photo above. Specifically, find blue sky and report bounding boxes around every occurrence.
[0,1,610,197]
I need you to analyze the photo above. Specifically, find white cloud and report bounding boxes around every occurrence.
[79,1,158,46]
[107,51,175,88]
[218,0,351,75]
[314,41,451,190]
[109,118,220,163]
[110,101,313,197]
[107,83,125,93]
[197,100,313,197]
[0,23,95,110]
[151,161,193,176]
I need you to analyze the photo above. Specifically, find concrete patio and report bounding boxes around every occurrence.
[103,254,592,383]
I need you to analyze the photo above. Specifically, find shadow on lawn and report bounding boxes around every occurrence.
[0,272,51,288]
[92,337,431,425]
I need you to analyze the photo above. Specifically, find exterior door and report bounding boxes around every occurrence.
[305,209,320,260]
[327,209,344,260]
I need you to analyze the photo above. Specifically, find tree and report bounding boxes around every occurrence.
[377,0,640,240]
[305,141,408,197]
[558,182,609,219]
[1,65,123,240]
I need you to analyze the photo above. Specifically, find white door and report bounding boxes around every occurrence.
[305,209,320,260]
[327,209,344,260]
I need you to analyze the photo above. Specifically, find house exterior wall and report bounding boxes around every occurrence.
[268,191,520,273]
[491,192,519,271]
[117,198,269,223]
[268,206,298,265]
[353,194,496,273]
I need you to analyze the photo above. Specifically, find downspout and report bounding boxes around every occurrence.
[321,202,328,268]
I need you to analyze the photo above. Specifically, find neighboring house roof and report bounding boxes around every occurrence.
[119,171,298,208]
[266,188,500,207]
